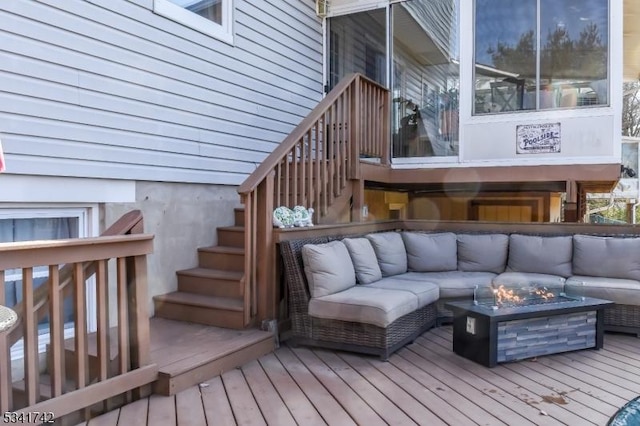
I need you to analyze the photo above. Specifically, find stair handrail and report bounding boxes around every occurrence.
[7,210,145,346]
[237,73,390,324]
[238,73,389,197]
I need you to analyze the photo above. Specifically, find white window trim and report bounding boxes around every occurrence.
[1,206,99,361]
[154,0,234,45]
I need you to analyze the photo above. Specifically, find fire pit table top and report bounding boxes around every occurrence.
[445,295,614,321]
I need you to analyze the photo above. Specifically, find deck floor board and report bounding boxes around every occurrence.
[77,327,639,426]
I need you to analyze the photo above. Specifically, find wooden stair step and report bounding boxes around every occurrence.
[234,207,244,227]
[153,292,245,329]
[177,267,244,297]
[197,246,244,271]
[149,318,274,395]
[217,226,244,248]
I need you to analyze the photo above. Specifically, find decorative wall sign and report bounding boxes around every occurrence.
[516,122,561,154]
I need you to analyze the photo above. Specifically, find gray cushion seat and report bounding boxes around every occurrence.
[393,271,495,298]
[308,286,419,328]
[365,277,440,307]
[565,276,640,305]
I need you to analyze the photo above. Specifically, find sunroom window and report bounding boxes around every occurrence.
[154,0,233,44]
[474,0,609,115]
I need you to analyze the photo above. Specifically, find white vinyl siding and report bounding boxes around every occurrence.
[0,0,323,185]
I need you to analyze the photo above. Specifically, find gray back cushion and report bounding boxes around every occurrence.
[573,235,640,281]
[301,241,356,298]
[343,237,382,284]
[507,234,572,277]
[366,232,407,276]
[401,232,457,272]
[457,234,509,273]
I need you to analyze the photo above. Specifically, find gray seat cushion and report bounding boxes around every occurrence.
[507,234,573,277]
[366,232,407,277]
[401,232,457,272]
[493,272,565,290]
[566,276,640,305]
[365,278,439,308]
[573,235,640,281]
[308,286,418,328]
[393,271,495,298]
[457,233,509,274]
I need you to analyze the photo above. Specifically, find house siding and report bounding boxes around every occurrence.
[0,0,323,185]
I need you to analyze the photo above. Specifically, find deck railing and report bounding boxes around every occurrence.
[0,210,157,422]
[237,73,390,322]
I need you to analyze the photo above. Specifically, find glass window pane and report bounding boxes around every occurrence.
[474,0,537,114]
[328,9,387,89]
[540,0,608,109]
[169,0,222,25]
[392,0,460,158]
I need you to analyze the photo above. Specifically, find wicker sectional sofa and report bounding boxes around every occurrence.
[280,231,640,360]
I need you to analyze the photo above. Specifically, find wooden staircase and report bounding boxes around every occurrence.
[153,207,250,329]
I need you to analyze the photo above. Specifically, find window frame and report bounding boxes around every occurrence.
[153,0,234,45]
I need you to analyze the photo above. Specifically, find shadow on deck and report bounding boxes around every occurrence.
[76,326,638,425]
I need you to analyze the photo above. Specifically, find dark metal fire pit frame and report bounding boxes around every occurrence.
[445,297,614,367]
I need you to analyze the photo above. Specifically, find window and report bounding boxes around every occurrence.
[1,208,95,361]
[474,0,608,115]
[154,0,233,44]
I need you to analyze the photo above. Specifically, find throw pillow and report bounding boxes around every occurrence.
[343,237,382,284]
[301,240,356,298]
[401,232,457,272]
[365,232,407,276]
[457,234,509,273]
[507,234,572,277]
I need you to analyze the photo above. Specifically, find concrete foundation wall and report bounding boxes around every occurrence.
[104,181,240,316]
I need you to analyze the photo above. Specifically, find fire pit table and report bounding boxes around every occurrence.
[445,287,614,367]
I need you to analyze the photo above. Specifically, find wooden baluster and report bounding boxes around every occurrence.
[328,103,335,205]
[321,111,328,216]
[295,143,301,206]
[48,265,64,398]
[275,163,282,208]
[307,128,313,209]
[95,260,109,383]
[314,120,321,215]
[350,78,361,180]
[73,263,88,394]
[22,267,39,406]
[284,153,290,208]
[300,138,306,207]
[116,258,129,376]
[337,85,348,188]
[382,88,391,165]
[0,269,12,412]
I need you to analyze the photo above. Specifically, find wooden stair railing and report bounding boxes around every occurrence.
[237,73,390,323]
[0,210,157,421]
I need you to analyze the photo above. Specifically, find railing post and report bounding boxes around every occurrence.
[256,173,276,322]
[351,177,365,222]
[382,89,391,165]
[349,76,361,179]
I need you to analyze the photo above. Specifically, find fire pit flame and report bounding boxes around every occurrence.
[492,285,556,307]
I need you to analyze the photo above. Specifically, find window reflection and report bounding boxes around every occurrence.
[392,0,460,157]
[474,0,608,114]
[169,0,222,25]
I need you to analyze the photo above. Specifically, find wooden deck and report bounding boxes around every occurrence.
[76,326,640,425]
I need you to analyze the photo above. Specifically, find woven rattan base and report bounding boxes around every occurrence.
[291,303,437,360]
[604,304,640,335]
